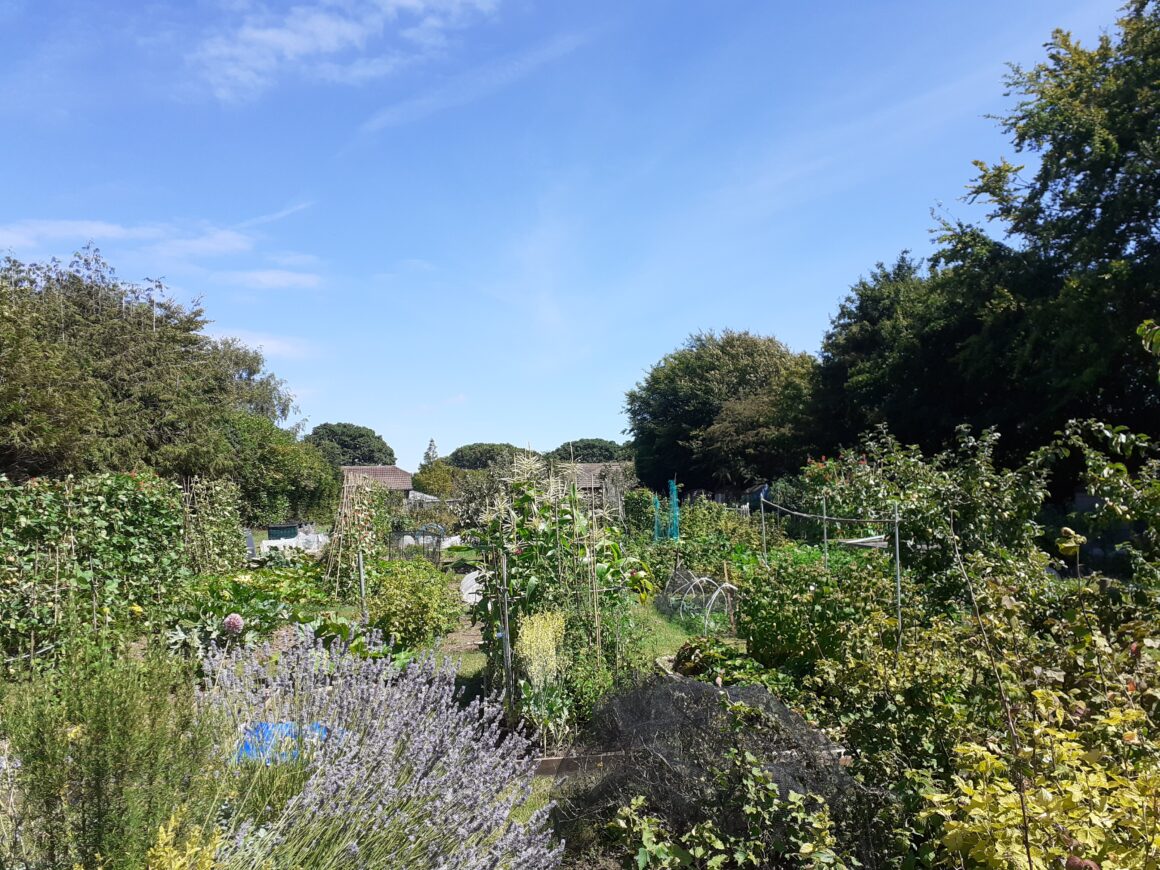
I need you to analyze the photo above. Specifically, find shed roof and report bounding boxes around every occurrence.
[341,465,413,491]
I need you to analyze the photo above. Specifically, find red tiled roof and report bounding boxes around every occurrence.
[341,465,413,490]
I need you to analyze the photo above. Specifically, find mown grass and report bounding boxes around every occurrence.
[454,649,488,704]
[634,601,698,660]
[511,775,556,825]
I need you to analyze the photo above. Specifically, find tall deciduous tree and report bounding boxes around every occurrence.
[412,459,455,498]
[816,3,1160,458]
[625,330,816,490]
[0,250,335,522]
[545,438,629,463]
[446,442,525,470]
[305,422,396,467]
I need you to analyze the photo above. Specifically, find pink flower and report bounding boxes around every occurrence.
[223,613,245,636]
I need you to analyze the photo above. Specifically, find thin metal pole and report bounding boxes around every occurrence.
[822,495,829,569]
[759,493,768,561]
[894,503,903,654]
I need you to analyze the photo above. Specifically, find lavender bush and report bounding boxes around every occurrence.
[202,631,562,869]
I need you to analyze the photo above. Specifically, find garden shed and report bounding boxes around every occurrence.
[341,464,413,497]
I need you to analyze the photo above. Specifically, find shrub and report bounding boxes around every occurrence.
[0,635,225,869]
[610,757,854,870]
[623,488,656,536]
[799,427,1047,602]
[364,557,461,648]
[203,632,562,868]
[925,691,1160,869]
[739,544,892,672]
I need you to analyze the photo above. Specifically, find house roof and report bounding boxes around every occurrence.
[341,465,413,491]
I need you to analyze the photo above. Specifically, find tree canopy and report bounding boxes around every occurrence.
[412,459,455,498]
[446,442,527,470]
[545,438,630,463]
[625,330,816,490]
[0,250,336,522]
[813,3,1160,460]
[305,422,396,468]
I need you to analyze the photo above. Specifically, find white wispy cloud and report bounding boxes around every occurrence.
[267,250,322,267]
[147,227,255,258]
[236,201,314,228]
[191,0,499,101]
[205,327,319,359]
[361,31,588,131]
[213,268,322,289]
[0,218,257,261]
[0,218,165,249]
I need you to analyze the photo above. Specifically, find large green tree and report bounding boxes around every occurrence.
[223,413,338,525]
[301,422,396,470]
[625,330,816,490]
[816,3,1160,458]
[412,458,455,498]
[304,422,396,468]
[0,250,335,521]
[446,442,526,470]
[545,438,629,463]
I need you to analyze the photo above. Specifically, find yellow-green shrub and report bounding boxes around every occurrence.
[925,692,1160,869]
[365,558,460,648]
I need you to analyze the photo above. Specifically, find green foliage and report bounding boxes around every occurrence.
[970,3,1160,270]
[474,455,655,725]
[304,421,396,468]
[609,750,855,869]
[516,610,571,748]
[925,692,1160,869]
[0,251,294,482]
[363,557,460,649]
[814,5,1160,459]
[739,545,891,673]
[0,635,225,869]
[624,488,657,535]
[800,427,1047,600]
[671,636,795,696]
[182,476,247,576]
[546,438,630,463]
[324,477,406,594]
[412,457,456,498]
[165,562,333,652]
[1141,319,1160,379]
[625,330,816,490]
[447,441,528,470]
[661,418,1160,865]
[222,412,339,526]
[813,254,934,451]
[0,471,187,657]
[677,498,762,576]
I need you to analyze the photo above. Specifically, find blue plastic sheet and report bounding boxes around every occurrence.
[235,721,330,763]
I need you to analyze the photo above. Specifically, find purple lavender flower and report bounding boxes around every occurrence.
[222,612,245,636]
[202,630,562,868]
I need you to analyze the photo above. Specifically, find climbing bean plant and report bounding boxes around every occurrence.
[0,471,187,658]
[473,455,655,729]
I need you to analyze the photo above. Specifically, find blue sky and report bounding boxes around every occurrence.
[0,0,1122,469]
